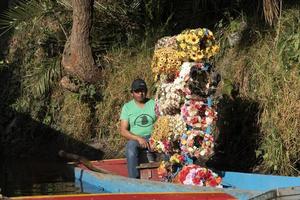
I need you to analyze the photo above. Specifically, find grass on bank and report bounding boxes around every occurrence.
[214,8,299,175]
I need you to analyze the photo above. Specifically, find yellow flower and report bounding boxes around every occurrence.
[196,56,204,62]
[160,55,167,62]
[170,154,180,163]
[197,29,204,37]
[196,50,204,60]
[187,33,199,45]
[185,34,191,43]
[157,62,163,69]
[212,45,220,53]
[190,52,198,61]
[207,53,213,59]
[189,29,197,35]
[176,34,185,42]
[167,57,175,63]
[177,51,187,58]
[192,46,198,52]
[179,42,187,50]
[205,48,211,54]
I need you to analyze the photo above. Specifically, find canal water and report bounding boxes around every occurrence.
[0,160,105,197]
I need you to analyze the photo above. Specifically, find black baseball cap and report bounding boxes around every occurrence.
[131,79,147,92]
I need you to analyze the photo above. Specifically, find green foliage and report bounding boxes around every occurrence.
[0,0,54,36]
[215,8,300,176]
[276,9,300,70]
[142,0,174,33]
[27,58,62,99]
[1,0,67,123]
[79,84,96,100]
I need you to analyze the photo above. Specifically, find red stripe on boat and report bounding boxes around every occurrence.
[11,192,236,200]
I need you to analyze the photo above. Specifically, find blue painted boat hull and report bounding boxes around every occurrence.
[221,171,300,191]
[74,167,300,200]
[75,167,257,200]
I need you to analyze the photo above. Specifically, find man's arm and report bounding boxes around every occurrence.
[120,120,149,149]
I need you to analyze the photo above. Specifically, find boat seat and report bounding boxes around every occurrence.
[137,151,166,181]
[137,162,162,181]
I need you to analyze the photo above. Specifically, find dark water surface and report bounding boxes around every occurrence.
[0,160,101,197]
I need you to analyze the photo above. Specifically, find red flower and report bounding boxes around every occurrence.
[191,117,199,124]
[179,155,185,162]
[197,169,207,178]
[194,103,201,110]
[193,176,201,184]
[206,178,218,187]
[179,168,189,183]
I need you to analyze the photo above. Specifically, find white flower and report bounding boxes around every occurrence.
[206,117,213,124]
[200,150,206,156]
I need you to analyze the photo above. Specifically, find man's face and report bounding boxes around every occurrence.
[132,89,147,102]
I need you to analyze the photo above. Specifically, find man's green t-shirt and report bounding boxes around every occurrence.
[120,99,157,137]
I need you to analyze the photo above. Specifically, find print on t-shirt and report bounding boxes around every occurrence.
[134,114,154,127]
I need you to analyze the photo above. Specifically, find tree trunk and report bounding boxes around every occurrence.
[62,0,100,83]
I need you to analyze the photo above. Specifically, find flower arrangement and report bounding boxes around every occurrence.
[151,47,182,81]
[149,116,173,154]
[151,116,171,142]
[155,82,185,116]
[181,99,217,129]
[157,161,169,179]
[150,115,186,154]
[175,62,193,81]
[150,27,222,187]
[149,138,172,154]
[175,164,222,187]
[188,63,210,96]
[172,62,193,95]
[176,28,220,62]
[180,130,215,158]
[154,36,177,50]
[169,153,186,164]
[169,114,186,135]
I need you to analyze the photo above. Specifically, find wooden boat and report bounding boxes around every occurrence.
[8,158,300,200]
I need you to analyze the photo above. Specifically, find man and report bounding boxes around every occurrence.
[120,78,157,178]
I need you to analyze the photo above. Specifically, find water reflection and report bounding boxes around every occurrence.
[0,160,100,197]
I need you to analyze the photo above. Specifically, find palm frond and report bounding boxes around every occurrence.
[94,0,139,19]
[28,58,62,98]
[0,0,46,37]
[129,0,141,10]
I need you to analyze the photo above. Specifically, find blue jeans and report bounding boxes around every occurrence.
[125,136,154,178]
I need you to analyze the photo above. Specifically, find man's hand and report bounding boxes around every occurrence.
[136,136,149,149]
[120,120,150,149]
